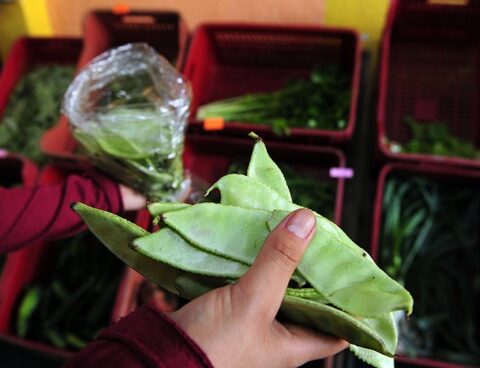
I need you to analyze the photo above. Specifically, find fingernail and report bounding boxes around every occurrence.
[286,209,316,239]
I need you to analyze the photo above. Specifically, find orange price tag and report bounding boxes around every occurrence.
[112,3,131,15]
[203,117,225,131]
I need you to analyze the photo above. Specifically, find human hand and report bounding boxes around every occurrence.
[169,208,348,368]
[119,184,146,211]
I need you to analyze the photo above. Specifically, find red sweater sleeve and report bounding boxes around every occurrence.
[64,305,213,368]
[0,170,123,253]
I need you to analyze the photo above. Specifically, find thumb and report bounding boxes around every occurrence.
[234,208,316,321]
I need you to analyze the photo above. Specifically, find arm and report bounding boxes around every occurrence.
[0,171,123,253]
[64,305,213,368]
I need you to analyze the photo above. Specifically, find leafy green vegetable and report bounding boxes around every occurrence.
[14,231,124,350]
[381,176,480,365]
[73,105,186,201]
[396,118,479,159]
[0,66,75,164]
[196,66,351,135]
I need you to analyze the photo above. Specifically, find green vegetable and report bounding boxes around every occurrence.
[14,231,124,350]
[396,117,480,159]
[196,66,351,135]
[16,286,41,337]
[228,150,335,220]
[72,136,413,368]
[0,65,75,165]
[381,176,480,365]
[73,105,186,201]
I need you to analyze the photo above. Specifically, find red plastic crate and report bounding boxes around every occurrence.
[0,165,148,360]
[79,10,188,69]
[40,10,189,163]
[0,37,82,121]
[377,0,480,168]
[111,134,347,320]
[371,162,480,368]
[0,37,82,171]
[183,23,361,142]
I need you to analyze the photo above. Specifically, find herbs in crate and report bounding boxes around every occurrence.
[196,66,351,136]
[389,118,480,160]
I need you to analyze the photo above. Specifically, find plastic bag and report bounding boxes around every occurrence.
[63,43,191,201]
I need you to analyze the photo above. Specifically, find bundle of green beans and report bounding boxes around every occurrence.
[15,231,124,350]
[73,135,413,368]
[0,65,75,165]
[381,177,480,365]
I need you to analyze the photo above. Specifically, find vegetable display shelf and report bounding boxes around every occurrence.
[182,23,361,143]
[0,165,149,361]
[371,162,480,368]
[377,0,480,168]
[40,10,189,164]
[111,134,346,324]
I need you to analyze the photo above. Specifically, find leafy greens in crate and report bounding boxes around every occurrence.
[196,66,351,136]
[381,176,479,365]
[15,231,124,350]
[389,118,480,160]
[0,66,75,165]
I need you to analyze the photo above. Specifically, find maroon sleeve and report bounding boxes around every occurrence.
[64,305,213,368]
[0,170,123,253]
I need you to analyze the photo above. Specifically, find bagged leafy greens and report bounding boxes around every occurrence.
[63,43,191,200]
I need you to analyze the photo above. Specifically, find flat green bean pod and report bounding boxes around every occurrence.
[268,211,413,317]
[147,202,191,217]
[71,202,220,296]
[162,203,272,265]
[281,295,397,356]
[132,228,249,278]
[207,174,300,211]
[246,133,292,202]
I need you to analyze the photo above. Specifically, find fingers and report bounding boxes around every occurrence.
[119,184,146,211]
[234,209,316,320]
[284,324,349,366]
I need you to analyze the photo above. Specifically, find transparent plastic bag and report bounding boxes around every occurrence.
[63,43,191,201]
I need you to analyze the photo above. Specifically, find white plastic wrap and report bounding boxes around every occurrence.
[63,43,191,200]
